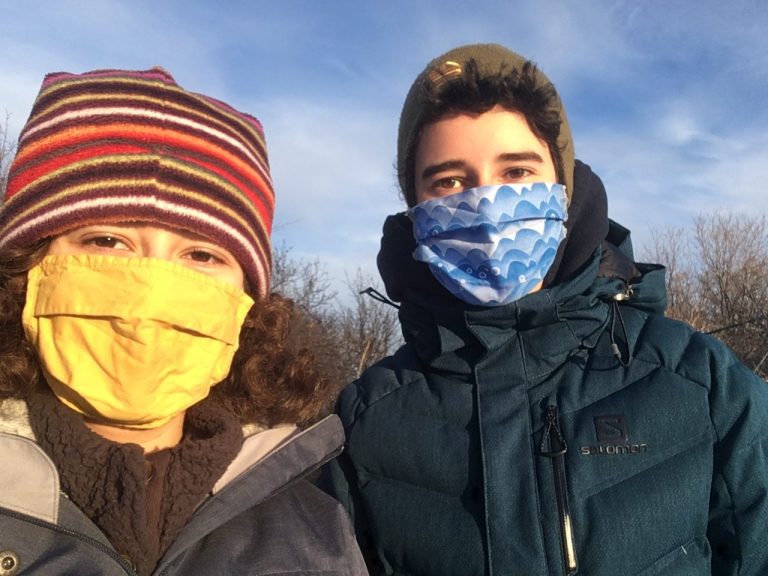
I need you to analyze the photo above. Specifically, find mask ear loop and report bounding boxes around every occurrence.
[610,286,633,367]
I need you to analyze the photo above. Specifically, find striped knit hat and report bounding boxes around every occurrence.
[0,67,274,297]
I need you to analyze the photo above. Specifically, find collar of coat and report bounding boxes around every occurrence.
[391,224,666,383]
[0,397,342,531]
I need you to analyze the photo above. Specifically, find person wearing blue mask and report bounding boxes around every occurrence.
[322,44,768,575]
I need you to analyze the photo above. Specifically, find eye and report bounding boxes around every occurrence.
[185,249,225,264]
[503,167,533,180]
[83,235,130,250]
[178,244,244,288]
[181,244,238,268]
[433,177,464,191]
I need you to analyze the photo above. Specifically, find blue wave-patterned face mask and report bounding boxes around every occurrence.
[407,182,568,306]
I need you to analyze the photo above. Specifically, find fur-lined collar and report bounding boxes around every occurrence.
[0,398,35,440]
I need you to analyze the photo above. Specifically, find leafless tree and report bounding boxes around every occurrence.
[0,112,17,197]
[270,244,341,386]
[271,243,336,316]
[643,212,768,379]
[271,248,401,396]
[693,213,768,376]
[645,226,703,328]
[334,269,400,382]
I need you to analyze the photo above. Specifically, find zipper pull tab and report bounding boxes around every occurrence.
[540,404,567,457]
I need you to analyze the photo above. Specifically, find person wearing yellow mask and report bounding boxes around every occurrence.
[0,68,367,576]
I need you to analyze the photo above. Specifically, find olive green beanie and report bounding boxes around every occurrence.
[397,43,575,205]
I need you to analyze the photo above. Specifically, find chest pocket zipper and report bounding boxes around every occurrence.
[541,404,578,575]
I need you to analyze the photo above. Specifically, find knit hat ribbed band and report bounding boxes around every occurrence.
[397,43,575,204]
[0,67,274,297]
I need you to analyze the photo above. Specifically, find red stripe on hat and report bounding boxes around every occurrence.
[12,123,274,208]
[6,143,149,199]
[173,152,273,231]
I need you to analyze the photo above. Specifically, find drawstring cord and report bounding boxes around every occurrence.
[610,286,633,367]
[359,287,400,310]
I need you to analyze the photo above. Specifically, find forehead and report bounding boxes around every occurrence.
[417,106,547,159]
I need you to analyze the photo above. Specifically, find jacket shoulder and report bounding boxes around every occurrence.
[336,343,425,427]
[632,311,756,388]
[628,310,768,441]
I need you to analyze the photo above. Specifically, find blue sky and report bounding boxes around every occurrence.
[2,0,766,295]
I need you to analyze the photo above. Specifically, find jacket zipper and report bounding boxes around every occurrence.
[0,506,138,574]
[541,404,578,575]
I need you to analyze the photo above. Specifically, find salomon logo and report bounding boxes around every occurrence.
[594,415,627,442]
[580,414,648,456]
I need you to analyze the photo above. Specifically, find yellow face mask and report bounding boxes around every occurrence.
[22,254,254,429]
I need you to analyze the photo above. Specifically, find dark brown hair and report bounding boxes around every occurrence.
[401,60,565,207]
[0,243,332,428]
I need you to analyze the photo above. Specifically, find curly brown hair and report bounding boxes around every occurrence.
[0,242,333,429]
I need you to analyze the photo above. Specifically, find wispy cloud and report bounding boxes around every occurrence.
[1,0,766,294]
[260,96,403,285]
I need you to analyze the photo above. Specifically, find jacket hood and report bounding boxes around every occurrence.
[375,159,667,375]
[386,218,667,379]
[602,219,667,315]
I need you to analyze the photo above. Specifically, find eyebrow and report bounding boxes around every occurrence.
[497,151,545,164]
[419,152,546,181]
[420,160,467,181]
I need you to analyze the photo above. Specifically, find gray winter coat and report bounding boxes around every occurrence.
[0,402,367,576]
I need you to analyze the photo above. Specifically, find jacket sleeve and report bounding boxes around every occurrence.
[703,337,768,576]
[318,449,359,526]
[318,388,387,575]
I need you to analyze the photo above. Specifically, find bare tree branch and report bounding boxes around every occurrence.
[0,111,17,197]
[642,211,768,380]
[271,249,401,394]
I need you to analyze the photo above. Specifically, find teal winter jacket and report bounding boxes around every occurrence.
[324,220,768,576]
